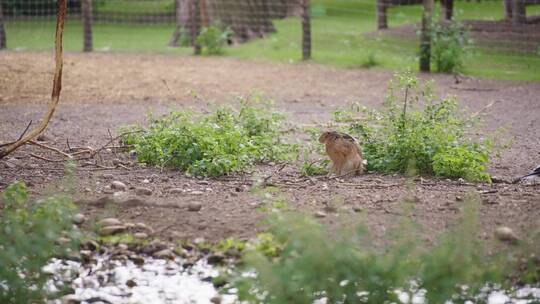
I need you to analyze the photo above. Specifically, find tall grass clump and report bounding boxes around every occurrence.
[332,71,493,182]
[122,99,295,177]
[196,25,233,55]
[430,20,473,73]
[0,182,80,303]
[233,196,509,303]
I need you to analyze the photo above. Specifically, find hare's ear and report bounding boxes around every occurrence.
[319,131,329,143]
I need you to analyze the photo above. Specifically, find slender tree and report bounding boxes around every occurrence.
[301,0,311,60]
[81,0,93,52]
[0,0,6,50]
[419,0,433,72]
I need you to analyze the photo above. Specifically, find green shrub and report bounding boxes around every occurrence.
[122,99,295,177]
[233,196,508,303]
[196,25,233,55]
[333,71,493,182]
[0,182,80,303]
[430,21,472,73]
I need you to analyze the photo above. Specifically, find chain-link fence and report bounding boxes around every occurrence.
[0,0,539,80]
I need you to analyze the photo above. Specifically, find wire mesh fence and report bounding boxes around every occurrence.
[0,0,539,80]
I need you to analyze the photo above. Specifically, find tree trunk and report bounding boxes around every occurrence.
[169,0,184,47]
[190,0,201,54]
[504,0,513,20]
[377,0,388,29]
[170,0,298,45]
[0,0,6,50]
[512,0,526,25]
[440,0,453,21]
[81,0,93,52]
[301,0,311,60]
[419,0,433,72]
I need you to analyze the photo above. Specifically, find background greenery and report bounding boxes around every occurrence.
[4,0,540,81]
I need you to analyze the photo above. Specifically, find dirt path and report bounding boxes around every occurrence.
[1,52,539,243]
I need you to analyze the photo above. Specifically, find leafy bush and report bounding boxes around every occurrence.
[430,21,472,73]
[196,25,233,55]
[0,182,80,303]
[233,196,509,303]
[333,71,493,182]
[122,99,295,177]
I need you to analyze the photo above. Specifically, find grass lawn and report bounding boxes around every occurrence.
[4,0,540,81]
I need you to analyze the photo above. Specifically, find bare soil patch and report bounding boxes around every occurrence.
[1,52,539,243]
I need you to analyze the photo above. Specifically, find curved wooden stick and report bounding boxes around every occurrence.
[0,0,66,159]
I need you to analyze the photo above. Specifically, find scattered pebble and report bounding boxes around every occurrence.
[111,181,127,191]
[314,211,327,218]
[99,225,127,236]
[190,190,204,195]
[134,232,149,239]
[134,187,153,196]
[142,179,150,184]
[169,188,184,194]
[37,133,52,142]
[495,226,519,244]
[101,173,114,179]
[73,213,86,225]
[153,249,175,260]
[188,201,203,212]
[207,253,225,265]
[98,218,123,227]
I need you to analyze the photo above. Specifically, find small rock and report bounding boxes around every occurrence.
[73,213,86,225]
[322,183,329,191]
[207,253,225,265]
[153,249,174,260]
[120,196,146,207]
[37,134,52,142]
[61,294,81,304]
[142,179,150,184]
[352,206,363,212]
[129,255,145,266]
[111,181,127,191]
[102,186,114,194]
[118,243,129,251]
[101,173,114,179]
[314,211,327,218]
[190,190,204,195]
[169,188,184,194]
[99,225,126,236]
[210,296,222,304]
[135,222,150,230]
[491,176,507,184]
[134,232,148,239]
[83,240,99,251]
[495,226,519,244]
[187,201,202,212]
[134,187,153,196]
[98,218,123,227]
[80,250,92,263]
[455,196,463,201]
[142,240,168,255]
[126,279,137,288]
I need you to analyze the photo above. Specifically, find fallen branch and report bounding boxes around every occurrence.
[29,153,65,163]
[29,140,73,159]
[0,0,67,159]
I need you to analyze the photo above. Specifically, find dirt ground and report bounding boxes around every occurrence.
[0,52,539,244]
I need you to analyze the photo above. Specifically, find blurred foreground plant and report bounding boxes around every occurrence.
[0,182,80,303]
